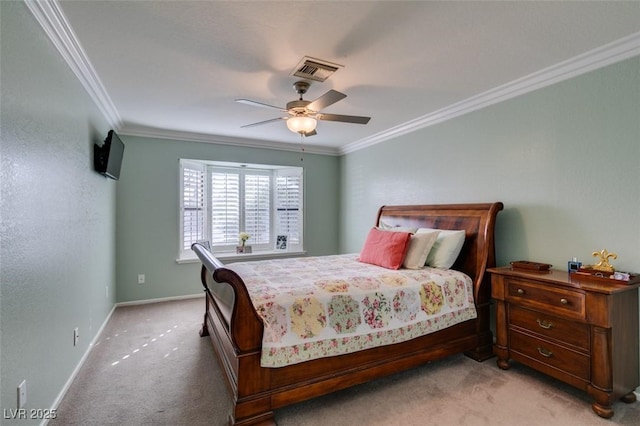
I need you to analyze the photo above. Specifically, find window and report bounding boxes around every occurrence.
[179,160,303,259]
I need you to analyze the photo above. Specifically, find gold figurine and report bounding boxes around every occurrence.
[590,249,617,273]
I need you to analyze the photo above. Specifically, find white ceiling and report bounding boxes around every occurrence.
[44,1,640,154]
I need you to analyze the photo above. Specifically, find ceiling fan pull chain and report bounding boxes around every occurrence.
[299,133,305,162]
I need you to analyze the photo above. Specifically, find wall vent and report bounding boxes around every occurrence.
[291,57,343,82]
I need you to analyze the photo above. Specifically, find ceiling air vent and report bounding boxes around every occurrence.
[291,57,343,82]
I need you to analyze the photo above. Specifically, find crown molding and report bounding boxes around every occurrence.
[120,127,340,156]
[25,0,122,129]
[341,31,640,155]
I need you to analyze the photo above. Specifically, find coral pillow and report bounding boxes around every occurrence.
[358,228,412,270]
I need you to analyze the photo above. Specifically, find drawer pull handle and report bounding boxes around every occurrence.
[560,298,568,305]
[536,319,554,329]
[517,288,525,295]
[537,347,554,358]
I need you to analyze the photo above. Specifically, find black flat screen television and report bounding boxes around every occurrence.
[94,130,125,180]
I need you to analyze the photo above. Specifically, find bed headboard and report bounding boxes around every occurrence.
[376,202,503,303]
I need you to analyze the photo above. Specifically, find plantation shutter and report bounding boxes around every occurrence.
[180,160,206,256]
[210,168,240,247]
[179,160,304,260]
[275,168,303,250]
[243,171,271,246]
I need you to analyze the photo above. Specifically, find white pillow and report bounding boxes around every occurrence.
[378,221,417,234]
[402,230,440,269]
[419,228,466,269]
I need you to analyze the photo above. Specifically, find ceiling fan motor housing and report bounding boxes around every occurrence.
[286,99,312,114]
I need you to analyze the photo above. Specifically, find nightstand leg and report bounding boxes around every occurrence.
[621,392,637,403]
[592,390,636,417]
[591,402,614,419]
[496,359,510,370]
[494,299,510,370]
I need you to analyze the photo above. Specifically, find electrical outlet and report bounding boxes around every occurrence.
[74,328,80,346]
[17,380,27,408]
[138,274,145,284]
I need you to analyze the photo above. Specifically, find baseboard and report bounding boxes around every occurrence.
[115,292,204,307]
[42,303,117,426]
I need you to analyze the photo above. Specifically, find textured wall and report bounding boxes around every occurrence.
[115,135,340,303]
[340,56,640,273]
[1,2,115,420]
[338,58,640,396]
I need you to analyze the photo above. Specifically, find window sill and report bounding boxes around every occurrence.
[177,249,306,264]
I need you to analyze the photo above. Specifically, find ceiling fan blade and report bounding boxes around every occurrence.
[317,113,371,124]
[236,99,287,112]
[241,117,287,128]
[306,90,347,112]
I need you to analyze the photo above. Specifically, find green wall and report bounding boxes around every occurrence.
[115,136,340,302]
[1,2,115,421]
[340,56,640,274]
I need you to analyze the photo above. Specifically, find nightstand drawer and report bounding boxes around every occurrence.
[506,279,585,320]
[509,329,590,381]
[509,305,589,351]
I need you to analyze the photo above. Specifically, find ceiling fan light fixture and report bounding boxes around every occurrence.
[286,116,317,135]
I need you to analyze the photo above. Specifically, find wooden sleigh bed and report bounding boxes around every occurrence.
[192,202,503,425]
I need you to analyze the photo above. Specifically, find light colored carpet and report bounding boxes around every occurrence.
[51,298,640,426]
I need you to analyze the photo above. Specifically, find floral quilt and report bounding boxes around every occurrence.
[226,254,477,368]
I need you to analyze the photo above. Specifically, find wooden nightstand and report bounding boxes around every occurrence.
[489,266,640,418]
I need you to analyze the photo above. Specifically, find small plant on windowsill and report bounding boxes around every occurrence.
[237,232,252,254]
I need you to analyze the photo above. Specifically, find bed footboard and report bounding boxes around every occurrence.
[192,243,274,425]
[192,243,263,352]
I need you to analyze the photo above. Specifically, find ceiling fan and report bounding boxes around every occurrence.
[236,81,371,136]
